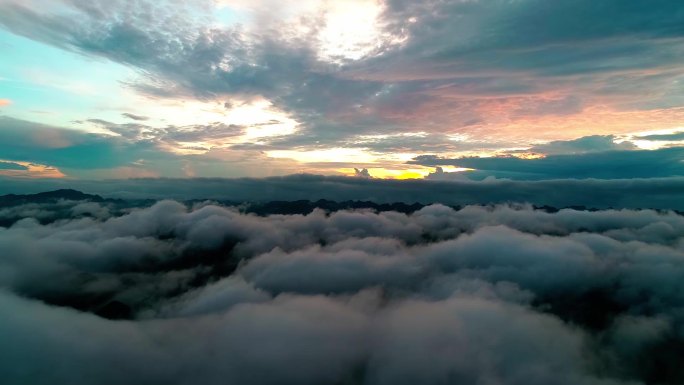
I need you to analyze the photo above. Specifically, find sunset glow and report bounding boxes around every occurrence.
[0,0,682,180]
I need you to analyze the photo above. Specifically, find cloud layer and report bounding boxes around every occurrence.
[4,175,684,210]
[411,146,684,180]
[2,196,684,384]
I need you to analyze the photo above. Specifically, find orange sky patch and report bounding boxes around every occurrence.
[338,166,472,180]
[0,160,66,179]
[0,99,12,107]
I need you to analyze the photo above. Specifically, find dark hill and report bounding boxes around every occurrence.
[0,189,104,207]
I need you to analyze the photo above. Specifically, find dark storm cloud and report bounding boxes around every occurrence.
[2,199,684,384]
[411,146,684,180]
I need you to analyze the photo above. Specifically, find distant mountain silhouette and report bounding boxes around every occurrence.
[0,189,105,207]
[3,189,676,216]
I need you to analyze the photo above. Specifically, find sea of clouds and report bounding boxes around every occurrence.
[1,198,684,384]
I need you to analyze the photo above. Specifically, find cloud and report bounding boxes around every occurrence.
[366,297,600,385]
[1,197,684,383]
[355,168,372,178]
[121,113,150,121]
[240,245,420,294]
[636,131,684,142]
[0,99,11,107]
[377,0,684,75]
[85,118,245,144]
[0,116,301,178]
[424,166,470,181]
[0,160,65,179]
[0,116,158,170]
[411,146,684,180]
[3,0,684,154]
[0,161,28,171]
[0,291,370,385]
[530,135,637,155]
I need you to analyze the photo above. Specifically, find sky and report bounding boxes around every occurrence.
[4,3,684,382]
[1,0,684,180]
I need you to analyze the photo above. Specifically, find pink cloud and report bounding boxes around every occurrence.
[0,99,12,107]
